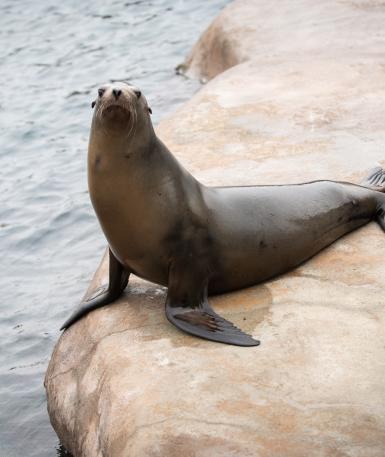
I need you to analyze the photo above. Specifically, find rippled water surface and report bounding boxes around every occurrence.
[0,1,229,455]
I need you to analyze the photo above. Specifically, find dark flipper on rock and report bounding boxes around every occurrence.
[166,302,260,346]
[361,166,385,192]
[60,248,129,330]
[376,206,385,233]
[360,167,385,231]
[361,167,385,232]
[165,261,260,347]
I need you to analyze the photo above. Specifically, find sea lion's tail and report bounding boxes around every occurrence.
[361,166,385,192]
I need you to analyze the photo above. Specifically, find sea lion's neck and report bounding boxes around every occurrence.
[88,120,157,161]
[88,120,198,189]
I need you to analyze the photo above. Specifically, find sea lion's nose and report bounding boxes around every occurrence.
[112,89,122,99]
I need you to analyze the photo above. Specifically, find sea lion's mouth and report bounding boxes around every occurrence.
[104,104,129,114]
[101,104,131,123]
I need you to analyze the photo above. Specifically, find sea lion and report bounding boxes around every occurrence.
[61,82,385,346]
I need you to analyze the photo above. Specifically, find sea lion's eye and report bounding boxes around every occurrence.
[134,90,141,99]
[98,88,105,97]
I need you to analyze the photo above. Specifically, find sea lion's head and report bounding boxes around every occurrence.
[91,82,152,136]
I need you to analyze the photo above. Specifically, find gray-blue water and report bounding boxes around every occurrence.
[0,1,229,455]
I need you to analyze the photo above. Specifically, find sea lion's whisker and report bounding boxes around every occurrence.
[126,99,137,140]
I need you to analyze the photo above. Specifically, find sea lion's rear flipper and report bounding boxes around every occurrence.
[361,167,385,231]
[165,262,260,347]
[376,206,385,233]
[60,248,130,331]
[362,166,385,192]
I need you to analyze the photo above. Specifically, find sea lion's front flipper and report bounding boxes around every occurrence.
[166,303,260,346]
[60,248,130,331]
[165,263,260,347]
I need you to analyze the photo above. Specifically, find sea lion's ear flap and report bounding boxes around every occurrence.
[148,107,152,114]
[134,90,141,99]
[91,100,96,109]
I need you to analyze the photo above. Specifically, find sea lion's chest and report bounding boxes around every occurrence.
[88,163,177,283]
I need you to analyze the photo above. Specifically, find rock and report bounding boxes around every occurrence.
[183,0,385,81]
[45,2,385,456]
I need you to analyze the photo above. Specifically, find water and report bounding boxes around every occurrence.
[0,1,229,455]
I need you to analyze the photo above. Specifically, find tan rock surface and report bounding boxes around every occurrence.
[46,2,385,456]
[183,0,385,81]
